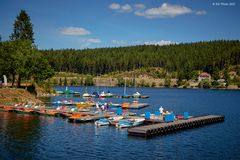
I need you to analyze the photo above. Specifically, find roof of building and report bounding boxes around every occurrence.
[199,72,211,77]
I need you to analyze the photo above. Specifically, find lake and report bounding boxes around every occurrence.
[0,87,240,160]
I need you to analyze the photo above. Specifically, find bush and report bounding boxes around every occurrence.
[211,81,220,87]
[151,82,156,87]
[199,80,211,88]
[70,79,77,86]
[144,82,150,87]
[164,78,171,88]
[64,77,67,86]
[140,80,145,87]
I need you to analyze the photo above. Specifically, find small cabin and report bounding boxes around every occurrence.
[217,79,226,86]
[217,79,225,83]
[198,72,211,82]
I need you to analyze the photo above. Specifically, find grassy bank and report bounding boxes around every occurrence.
[0,88,42,105]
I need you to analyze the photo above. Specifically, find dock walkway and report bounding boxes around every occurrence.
[128,115,224,137]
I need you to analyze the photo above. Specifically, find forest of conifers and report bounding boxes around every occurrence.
[41,40,240,79]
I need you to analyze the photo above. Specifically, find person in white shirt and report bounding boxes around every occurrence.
[159,106,164,115]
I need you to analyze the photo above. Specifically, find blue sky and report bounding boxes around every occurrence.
[0,0,240,49]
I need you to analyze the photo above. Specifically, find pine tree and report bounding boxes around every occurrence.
[10,10,34,43]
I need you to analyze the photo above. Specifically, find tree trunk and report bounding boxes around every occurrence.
[12,74,15,87]
[17,74,21,87]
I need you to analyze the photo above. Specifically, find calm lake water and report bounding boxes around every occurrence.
[0,87,240,160]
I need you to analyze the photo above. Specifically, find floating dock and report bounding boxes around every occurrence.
[128,115,225,137]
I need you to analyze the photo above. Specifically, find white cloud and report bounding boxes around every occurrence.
[134,4,145,10]
[144,40,178,46]
[110,39,177,46]
[109,3,206,18]
[82,38,102,44]
[109,3,120,10]
[60,27,90,36]
[196,10,207,15]
[79,38,102,47]
[109,3,132,13]
[111,40,128,45]
[136,3,192,18]
[120,4,132,12]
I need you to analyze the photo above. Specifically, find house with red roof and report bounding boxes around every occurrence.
[198,72,211,82]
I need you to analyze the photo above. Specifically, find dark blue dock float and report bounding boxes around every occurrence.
[128,115,225,137]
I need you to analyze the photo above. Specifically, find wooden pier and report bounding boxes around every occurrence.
[128,115,225,137]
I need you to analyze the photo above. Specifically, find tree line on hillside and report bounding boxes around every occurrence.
[41,40,240,80]
[0,10,54,87]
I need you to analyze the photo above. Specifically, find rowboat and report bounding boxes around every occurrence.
[132,91,141,98]
[37,109,58,116]
[95,118,111,126]
[68,112,91,122]
[57,86,80,95]
[116,118,145,128]
[99,91,106,98]
[15,107,35,114]
[0,106,14,112]
[76,102,92,108]
[108,116,124,125]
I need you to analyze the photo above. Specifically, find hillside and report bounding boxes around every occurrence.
[49,64,240,89]
[0,88,42,105]
[42,40,240,81]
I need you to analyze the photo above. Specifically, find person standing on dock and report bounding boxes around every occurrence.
[159,106,164,115]
[96,102,101,113]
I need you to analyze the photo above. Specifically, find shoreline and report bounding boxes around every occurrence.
[52,85,240,90]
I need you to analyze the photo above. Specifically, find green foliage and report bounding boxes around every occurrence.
[151,82,156,87]
[117,77,124,87]
[59,78,62,86]
[132,78,136,87]
[211,81,220,87]
[80,78,84,86]
[224,66,230,87]
[52,79,58,86]
[236,65,240,76]
[164,77,171,88]
[85,76,93,86]
[212,68,220,80]
[64,77,67,86]
[0,40,54,86]
[199,80,211,88]
[70,79,77,86]
[0,10,53,88]
[229,76,240,86]
[10,10,34,43]
[159,82,163,87]
[178,80,187,87]
[144,82,150,87]
[41,40,240,80]
[26,84,36,95]
[139,79,145,87]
